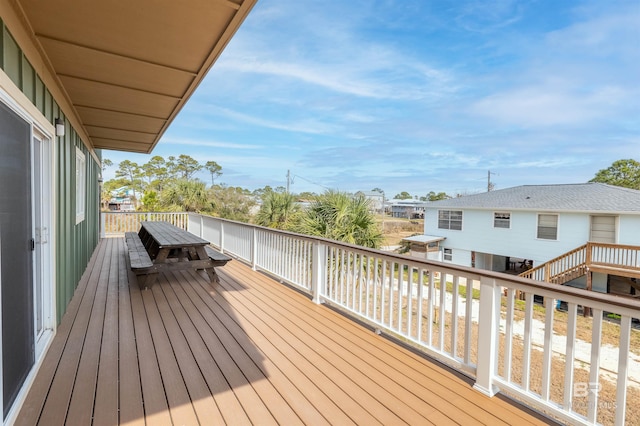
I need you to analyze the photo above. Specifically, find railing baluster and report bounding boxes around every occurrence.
[358,253,365,313]
[416,269,424,343]
[438,272,446,351]
[615,316,631,426]
[563,303,578,410]
[333,246,339,299]
[373,258,380,323]
[365,256,371,317]
[396,263,404,332]
[350,253,357,310]
[464,278,473,365]
[388,262,395,329]
[587,307,602,422]
[522,293,533,392]
[541,297,554,401]
[339,249,345,306]
[504,288,515,382]
[427,270,435,347]
[451,275,459,359]
[407,266,413,338]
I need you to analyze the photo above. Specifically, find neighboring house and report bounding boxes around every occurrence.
[108,197,135,211]
[390,198,427,219]
[357,191,385,213]
[417,183,640,293]
[0,1,255,421]
[107,187,136,211]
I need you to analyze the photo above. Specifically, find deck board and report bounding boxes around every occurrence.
[175,270,313,425]
[36,239,111,425]
[116,238,145,426]
[93,238,121,426]
[164,275,277,425]
[222,261,528,426]
[15,238,555,425]
[218,264,462,424]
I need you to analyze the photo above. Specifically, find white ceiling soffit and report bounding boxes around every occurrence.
[16,0,257,153]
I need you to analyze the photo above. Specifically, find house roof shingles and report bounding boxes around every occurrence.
[426,183,640,213]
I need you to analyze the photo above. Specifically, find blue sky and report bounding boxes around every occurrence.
[103,0,639,197]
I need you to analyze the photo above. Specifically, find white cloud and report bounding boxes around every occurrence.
[161,137,262,150]
[454,0,525,33]
[207,105,340,135]
[469,83,633,127]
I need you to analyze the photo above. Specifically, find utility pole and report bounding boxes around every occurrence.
[487,170,496,192]
[381,191,385,232]
[286,169,291,193]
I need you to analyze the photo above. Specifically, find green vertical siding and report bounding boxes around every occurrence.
[1,19,101,323]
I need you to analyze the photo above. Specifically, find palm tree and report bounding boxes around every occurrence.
[296,190,383,249]
[255,191,300,230]
[161,179,210,212]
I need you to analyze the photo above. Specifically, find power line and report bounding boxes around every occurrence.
[288,171,331,191]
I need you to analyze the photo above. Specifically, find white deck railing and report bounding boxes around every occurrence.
[104,211,640,426]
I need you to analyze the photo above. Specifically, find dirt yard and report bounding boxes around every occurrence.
[379,217,423,247]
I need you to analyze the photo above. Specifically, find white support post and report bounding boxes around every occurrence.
[474,276,500,397]
[100,212,106,238]
[220,222,225,253]
[311,242,327,304]
[251,228,258,271]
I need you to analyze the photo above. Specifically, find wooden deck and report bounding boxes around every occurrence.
[15,238,554,425]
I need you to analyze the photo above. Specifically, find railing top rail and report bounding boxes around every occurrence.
[588,240,640,251]
[103,211,186,214]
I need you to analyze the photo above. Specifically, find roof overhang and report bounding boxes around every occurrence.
[402,235,446,244]
[13,0,257,154]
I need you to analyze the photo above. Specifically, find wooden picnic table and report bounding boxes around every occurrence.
[126,221,230,288]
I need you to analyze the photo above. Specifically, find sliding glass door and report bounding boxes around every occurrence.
[0,100,34,418]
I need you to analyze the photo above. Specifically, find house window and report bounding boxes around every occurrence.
[438,210,463,230]
[494,212,511,228]
[537,214,558,240]
[75,147,86,223]
[443,248,453,261]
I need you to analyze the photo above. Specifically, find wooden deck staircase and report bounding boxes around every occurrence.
[519,242,640,286]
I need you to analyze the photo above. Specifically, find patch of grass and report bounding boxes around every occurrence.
[445,281,481,300]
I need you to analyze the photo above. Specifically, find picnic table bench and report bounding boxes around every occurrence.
[125,232,158,288]
[125,221,231,289]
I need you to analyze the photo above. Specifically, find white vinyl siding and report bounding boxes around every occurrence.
[438,210,463,230]
[494,212,511,228]
[537,214,558,240]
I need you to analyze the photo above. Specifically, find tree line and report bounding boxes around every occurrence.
[102,155,387,247]
[102,155,257,221]
[103,156,639,249]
